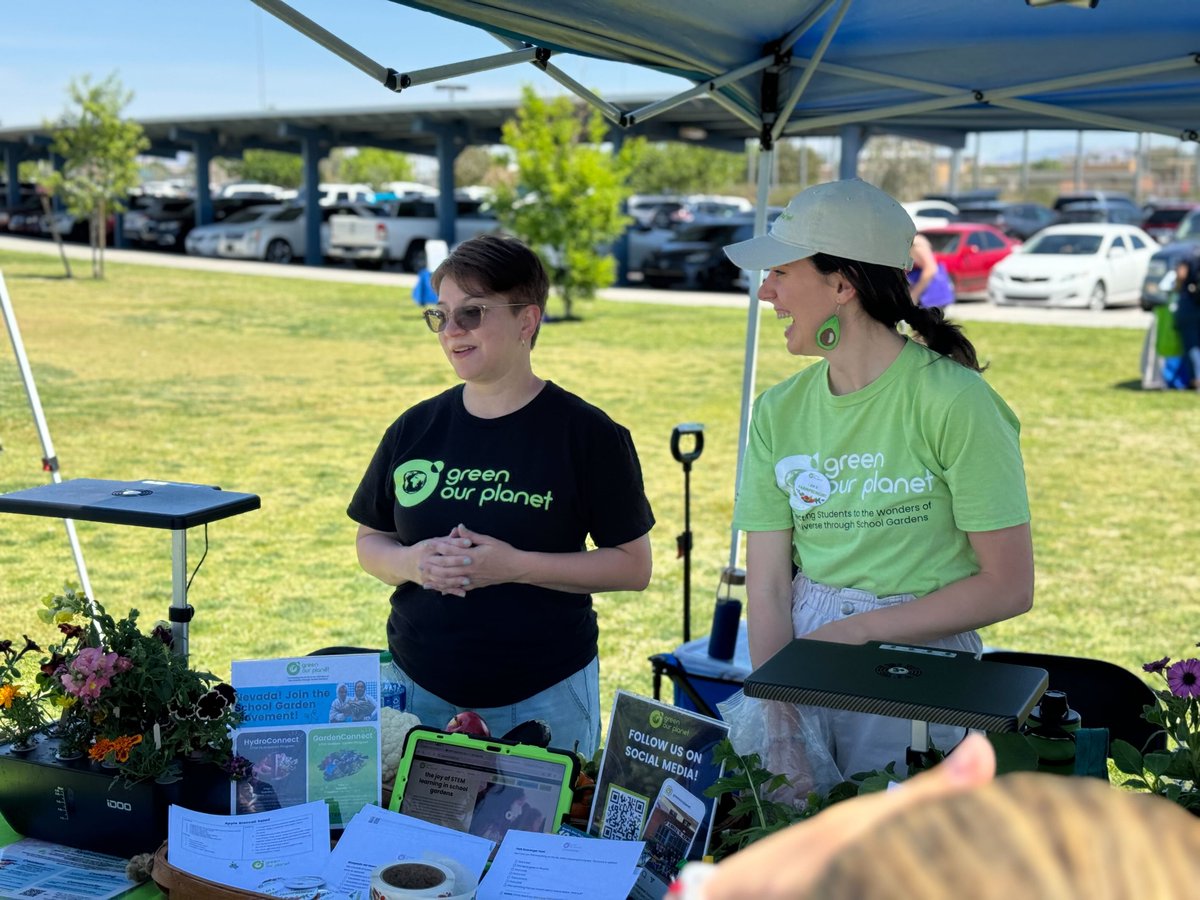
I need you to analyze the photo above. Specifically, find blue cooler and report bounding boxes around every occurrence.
[649,623,751,719]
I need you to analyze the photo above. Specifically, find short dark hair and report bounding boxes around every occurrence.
[432,234,549,347]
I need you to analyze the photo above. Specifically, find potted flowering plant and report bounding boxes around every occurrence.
[0,586,244,783]
[1111,644,1200,815]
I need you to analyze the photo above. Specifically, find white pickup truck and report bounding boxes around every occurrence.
[326,196,498,271]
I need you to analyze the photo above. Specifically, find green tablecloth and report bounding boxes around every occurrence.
[0,814,164,898]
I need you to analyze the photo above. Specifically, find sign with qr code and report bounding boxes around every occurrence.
[588,691,728,888]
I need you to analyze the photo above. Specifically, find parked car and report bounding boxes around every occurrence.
[41,209,115,244]
[1052,191,1142,226]
[626,193,682,228]
[626,195,753,273]
[293,183,375,206]
[901,200,958,231]
[641,211,782,291]
[217,202,380,263]
[644,194,752,230]
[1140,207,1200,309]
[1055,199,1144,227]
[184,204,283,257]
[122,197,193,245]
[150,197,282,251]
[987,223,1157,310]
[326,196,496,271]
[1140,203,1200,244]
[1,196,45,234]
[920,223,1020,300]
[955,201,1057,241]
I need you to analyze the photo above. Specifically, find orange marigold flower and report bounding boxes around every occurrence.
[110,733,143,763]
[0,684,22,709]
[88,738,115,762]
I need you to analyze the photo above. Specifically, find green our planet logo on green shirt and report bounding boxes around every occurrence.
[394,459,444,507]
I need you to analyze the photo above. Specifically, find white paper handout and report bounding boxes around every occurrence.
[0,837,142,900]
[320,804,494,898]
[167,799,330,893]
[476,830,644,900]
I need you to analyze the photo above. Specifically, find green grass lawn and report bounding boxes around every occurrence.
[1,250,1197,729]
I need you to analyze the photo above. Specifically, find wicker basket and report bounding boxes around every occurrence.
[151,842,276,899]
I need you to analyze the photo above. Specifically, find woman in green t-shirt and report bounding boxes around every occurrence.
[723,179,1034,777]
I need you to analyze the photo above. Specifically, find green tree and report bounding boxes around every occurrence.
[454,145,509,189]
[330,147,415,189]
[221,150,303,189]
[625,141,746,195]
[495,87,635,319]
[44,73,148,278]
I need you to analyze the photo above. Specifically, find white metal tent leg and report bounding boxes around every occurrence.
[0,270,94,602]
[727,146,773,571]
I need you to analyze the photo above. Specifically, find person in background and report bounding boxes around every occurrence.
[348,234,654,758]
[906,232,955,308]
[1174,248,1200,388]
[722,179,1033,777]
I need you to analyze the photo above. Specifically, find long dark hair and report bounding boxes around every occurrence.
[810,253,984,372]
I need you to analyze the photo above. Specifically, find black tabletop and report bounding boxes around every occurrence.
[0,478,260,530]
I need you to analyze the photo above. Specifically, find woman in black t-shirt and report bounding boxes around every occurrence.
[348,234,654,757]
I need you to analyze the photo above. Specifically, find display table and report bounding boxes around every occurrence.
[0,478,259,662]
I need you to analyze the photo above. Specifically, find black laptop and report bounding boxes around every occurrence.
[743,640,1048,733]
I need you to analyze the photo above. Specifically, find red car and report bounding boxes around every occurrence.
[921,223,1019,301]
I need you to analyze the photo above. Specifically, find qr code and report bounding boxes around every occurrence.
[600,784,648,841]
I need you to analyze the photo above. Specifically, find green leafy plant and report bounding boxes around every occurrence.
[0,586,243,782]
[703,739,903,861]
[1111,646,1200,814]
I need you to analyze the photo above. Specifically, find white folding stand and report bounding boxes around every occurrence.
[0,269,93,600]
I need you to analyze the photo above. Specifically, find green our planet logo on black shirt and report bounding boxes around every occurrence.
[394,459,444,507]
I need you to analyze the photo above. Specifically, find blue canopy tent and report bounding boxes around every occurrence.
[252,0,1200,566]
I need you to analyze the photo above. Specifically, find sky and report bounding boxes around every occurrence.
[0,0,1163,166]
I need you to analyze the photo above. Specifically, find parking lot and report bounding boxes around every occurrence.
[0,233,1151,331]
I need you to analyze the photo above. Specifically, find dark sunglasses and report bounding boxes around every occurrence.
[422,303,530,334]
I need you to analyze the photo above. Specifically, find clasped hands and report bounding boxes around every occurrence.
[415,523,518,597]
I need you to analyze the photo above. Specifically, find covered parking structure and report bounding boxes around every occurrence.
[0,91,797,266]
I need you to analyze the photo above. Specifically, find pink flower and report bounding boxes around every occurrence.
[1166,658,1200,699]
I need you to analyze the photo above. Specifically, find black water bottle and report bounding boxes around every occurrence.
[707,567,745,661]
[1023,689,1081,775]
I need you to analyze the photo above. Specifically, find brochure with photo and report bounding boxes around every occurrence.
[232,653,382,827]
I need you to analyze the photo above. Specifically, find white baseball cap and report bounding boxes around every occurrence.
[724,179,915,271]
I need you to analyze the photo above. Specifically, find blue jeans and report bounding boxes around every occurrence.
[392,656,600,759]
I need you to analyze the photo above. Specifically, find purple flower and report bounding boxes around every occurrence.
[223,755,255,781]
[1166,658,1200,699]
[1143,656,1171,674]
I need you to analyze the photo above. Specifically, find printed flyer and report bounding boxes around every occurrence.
[232,653,382,828]
[587,691,728,892]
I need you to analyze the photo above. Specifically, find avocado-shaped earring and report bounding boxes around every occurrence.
[816,312,841,351]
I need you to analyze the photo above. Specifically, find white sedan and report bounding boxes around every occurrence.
[987,223,1158,310]
[184,205,282,257]
[217,203,379,264]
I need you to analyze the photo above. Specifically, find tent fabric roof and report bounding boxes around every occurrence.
[388,0,1200,144]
